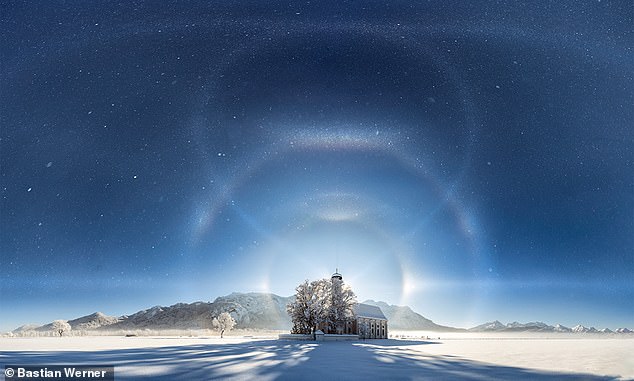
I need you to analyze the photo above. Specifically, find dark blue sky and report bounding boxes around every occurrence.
[1,1,632,331]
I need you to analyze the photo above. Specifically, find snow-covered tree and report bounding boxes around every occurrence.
[213,312,236,338]
[287,279,330,335]
[287,276,356,335]
[328,276,357,334]
[358,319,369,340]
[52,320,71,337]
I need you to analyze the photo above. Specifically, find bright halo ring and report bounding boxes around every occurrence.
[187,125,490,308]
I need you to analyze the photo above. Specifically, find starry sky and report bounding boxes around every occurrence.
[1,1,632,332]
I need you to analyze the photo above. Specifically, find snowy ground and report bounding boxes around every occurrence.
[1,334,632,380]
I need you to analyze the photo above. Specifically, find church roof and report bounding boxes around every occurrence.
[355,303,387,320]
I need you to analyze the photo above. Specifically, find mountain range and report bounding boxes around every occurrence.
[468,320,632,334]
[10,292,633,334]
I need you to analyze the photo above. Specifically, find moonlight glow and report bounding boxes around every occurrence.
[0,1,632,332]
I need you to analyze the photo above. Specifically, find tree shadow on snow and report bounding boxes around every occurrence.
[0,339,620,380]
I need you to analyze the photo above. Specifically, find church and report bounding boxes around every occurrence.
[319,270,389,339]
[355,302,388,339]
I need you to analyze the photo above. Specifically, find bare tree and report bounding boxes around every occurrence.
[51,320,71,337]
[213,312,236,338]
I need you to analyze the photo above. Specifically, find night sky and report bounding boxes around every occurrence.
[1,1,632,331]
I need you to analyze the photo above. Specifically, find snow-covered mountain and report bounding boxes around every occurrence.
[470,321,554,332]
[106,293,293,330]
[70,312,120,330]
[469,321,628,334]
[11,292,633,335]
[14,294,462,333]
[13,312,121,333]
[361,300,464,332]
[571,325,600,333]
[12,293,292,333]
[12,324,42,333]
[506,321,553,332]
[469,320,506,331]
[553,324,572,332]
[211,292,292,330]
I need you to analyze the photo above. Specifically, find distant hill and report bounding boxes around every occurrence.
[361,300,464,332]
[70,312,120,330]
[12,324,42,333]
[469,320,506,331]
[13,312,121,333]
[469,321,555,332]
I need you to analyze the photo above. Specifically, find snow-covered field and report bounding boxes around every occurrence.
[1,333,632,380]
